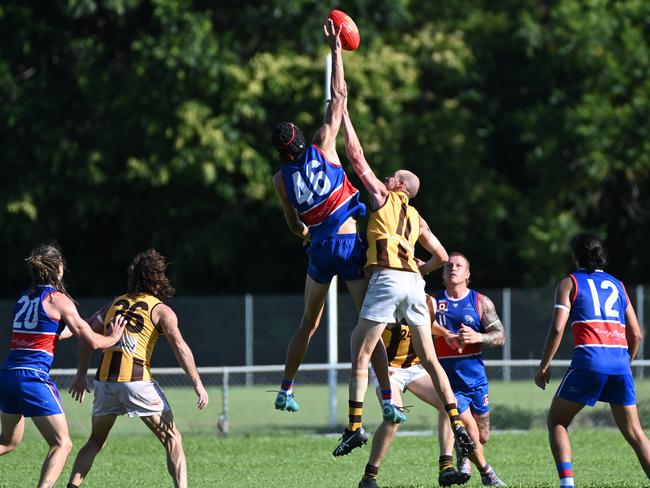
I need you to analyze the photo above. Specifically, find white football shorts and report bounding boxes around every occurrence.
[360,269,430,326]
[371,364,428,393]
[92,380,171,417]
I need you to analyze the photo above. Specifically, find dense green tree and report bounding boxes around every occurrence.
[0,0,648,297]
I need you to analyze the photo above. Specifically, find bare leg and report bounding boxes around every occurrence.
[141,411,187,488]
[366,384,403,475]
[282,275,329,381]
[458,409,487,468]
[406,377,454,456]
[610,403,650,477]
[474,411,490,444]
[68,415,118,486]
[547,396,584,473]
[407,325,456,406]
[345,278,392,394]
[438,409,454,456]
[0,413,24,455]
[349,318,387,413]
[32,414,73,488]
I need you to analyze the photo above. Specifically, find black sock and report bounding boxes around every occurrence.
[364,463,379,479]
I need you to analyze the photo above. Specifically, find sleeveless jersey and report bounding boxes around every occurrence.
[280,145,365,243]
[381,322,420,369]
[365,191,420,273]
[434,289,487,389]
[568,269,630,374]
[96,293,162,382]
[2,285,65,373]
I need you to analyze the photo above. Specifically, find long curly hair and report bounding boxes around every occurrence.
[24,243,72,298]
[126,249,175,301]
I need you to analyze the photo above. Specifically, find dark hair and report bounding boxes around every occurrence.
[571,232,607,271]
[272,122,306,162]
[25,243,72,298]
[127,249,175,301]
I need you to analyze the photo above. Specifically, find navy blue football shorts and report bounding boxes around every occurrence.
[307,233,366,284]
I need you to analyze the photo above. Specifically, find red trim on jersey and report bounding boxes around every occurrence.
[313,144,342,168]
[434,336,482,358]
[569,274,578,303]
[572,320,628,347]
[301,178,358,226]
[11,331,58,354]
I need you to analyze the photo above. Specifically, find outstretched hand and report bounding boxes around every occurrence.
[69,373,91,403]
[323,18,342,51]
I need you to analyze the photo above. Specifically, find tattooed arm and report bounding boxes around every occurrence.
[457,294,505,347]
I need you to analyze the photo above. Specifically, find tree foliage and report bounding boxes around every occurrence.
[1,0,648,296]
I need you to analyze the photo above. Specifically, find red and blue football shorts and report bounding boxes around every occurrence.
[556,368,636,406]
[306,233,366,284]
[0,368,64,417]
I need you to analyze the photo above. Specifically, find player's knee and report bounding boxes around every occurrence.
[479,431,490,444]
[1,437,20,453]
[58,435,73,454]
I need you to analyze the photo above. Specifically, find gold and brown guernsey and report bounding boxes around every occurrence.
[381,323,420,369]
[366,191,420,273]
[96,293,162,382]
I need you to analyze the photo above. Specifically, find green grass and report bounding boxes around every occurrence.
[4,380,650,486]
[1,430,648,487]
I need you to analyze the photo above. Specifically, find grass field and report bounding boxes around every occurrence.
[1,431,648,487]
[3,379,650,486]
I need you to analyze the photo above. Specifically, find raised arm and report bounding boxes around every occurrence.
[416,216,449,275]
[50,293,124,350]
[313,19,347,162]
[272,171,310,243]
[535,277,573,390]
[154,304,209,410]
[342,109,388,209]
[458,294,505,348]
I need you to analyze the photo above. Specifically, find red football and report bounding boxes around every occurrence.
[328,9,360,51]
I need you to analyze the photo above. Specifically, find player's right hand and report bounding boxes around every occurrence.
[323,18,343,51]
[69,373,91,403]
[534,367,550,390]
[195,383,209,410]
[445,333,462,353]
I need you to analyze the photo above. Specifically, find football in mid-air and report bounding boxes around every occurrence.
[328,9,360,51]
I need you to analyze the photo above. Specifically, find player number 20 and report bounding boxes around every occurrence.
[13,296,40,330]
[292,161,332,205]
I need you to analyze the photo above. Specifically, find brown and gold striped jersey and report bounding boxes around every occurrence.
[381,322,420,369]
[96,293,162,382]
[365,191,420,273]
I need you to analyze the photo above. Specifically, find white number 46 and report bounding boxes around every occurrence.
[292,160,332,205]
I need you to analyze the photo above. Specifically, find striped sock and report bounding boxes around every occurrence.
[348,400,363,431]
[445,403,464,429]
[280,378,294,396]
[557,461,574,487]
[380,389,392,406]
[439,455,454,472]
[364,463,379,479]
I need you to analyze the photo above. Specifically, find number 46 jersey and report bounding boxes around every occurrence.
[280,145,365,244]
[569,269,631,375]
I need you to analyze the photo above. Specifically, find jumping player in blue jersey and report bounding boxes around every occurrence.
[0,244,125,488]
[271,20,393,416]
[433,253,506,486]
[536,233,650,487]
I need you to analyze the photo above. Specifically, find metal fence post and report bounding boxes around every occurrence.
[327,276,338,429]
[218,369,230,435]
[245,294,254,386]
[502,288,512,382]
[637,285,645,379]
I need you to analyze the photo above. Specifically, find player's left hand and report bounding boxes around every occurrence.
[458,324,481,345]
[416,258,432,276]
[69,373,91,403]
